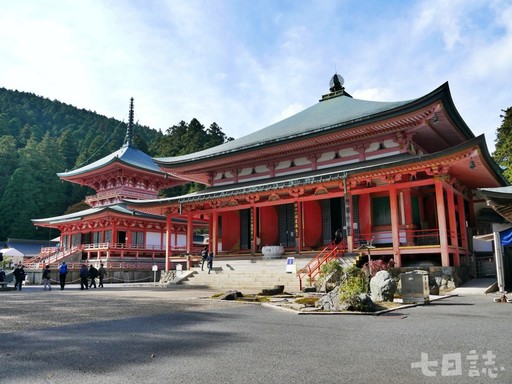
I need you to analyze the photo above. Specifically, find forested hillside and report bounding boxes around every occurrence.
[0,87,232,241]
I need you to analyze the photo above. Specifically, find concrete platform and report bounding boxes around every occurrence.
[450,277,497,295]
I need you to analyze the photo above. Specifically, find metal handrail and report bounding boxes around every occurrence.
[297,240,346,290]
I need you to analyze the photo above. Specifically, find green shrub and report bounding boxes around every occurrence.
[338,266,369,304]
[316,259,344,289]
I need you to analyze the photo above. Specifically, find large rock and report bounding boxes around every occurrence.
[316,285,341,311]
[220,291,244,300]
[370,270,397,302]
[260,285,285,296]
[339,293,374,312]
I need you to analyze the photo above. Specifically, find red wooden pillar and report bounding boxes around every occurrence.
[251,205,256,256]
[212,211,219,255]
[435,178,450,266]
[447,187,458,265]
[402,189,415,245]
[186,212,194,255]
[165,213,172,272]
[208,213,213,252]
[297,200,303,254]
[389,186,401,267]
[456,193,467,266]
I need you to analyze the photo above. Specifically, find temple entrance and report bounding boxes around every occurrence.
[330,197,343,239]
[117,231,126,244]
[240,209,250,250]
[278,204,295,247]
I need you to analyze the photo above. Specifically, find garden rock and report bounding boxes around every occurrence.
[220,291,243,300]
[339,293,374,312]
[261,285,285,296]
[370,270,397,302]
[316,285,340,311]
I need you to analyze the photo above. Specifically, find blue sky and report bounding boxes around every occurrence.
[1,0,510,153]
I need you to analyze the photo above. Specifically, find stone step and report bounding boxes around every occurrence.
[177,254,357,292]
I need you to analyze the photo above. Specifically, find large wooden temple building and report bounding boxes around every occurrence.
[32,76,508,279]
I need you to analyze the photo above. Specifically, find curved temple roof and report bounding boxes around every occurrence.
[31,203,166,226]
[154,82,473,167]
[57,145,163,178]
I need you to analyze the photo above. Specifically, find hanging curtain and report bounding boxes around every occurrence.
[500,227,512,246]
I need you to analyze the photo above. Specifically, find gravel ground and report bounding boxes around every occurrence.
[0,284,237,332]
[1,284,511,384]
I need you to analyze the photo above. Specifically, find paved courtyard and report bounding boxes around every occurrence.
[1,284,511,384]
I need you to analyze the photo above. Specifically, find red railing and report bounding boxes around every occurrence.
[355,228,442,247]
[297,240,346,290]
[24,242,204,270]
[24,245,83,269]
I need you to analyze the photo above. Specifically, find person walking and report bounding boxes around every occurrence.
[88,264,98,288]
[42,264,52,290]
[201,246,208,271]
[58,261,68,290]
[79,264,89,290]
[13,264,26,291]
[98,263,107,288]
[207,252,214,274]
[334,228,342,245]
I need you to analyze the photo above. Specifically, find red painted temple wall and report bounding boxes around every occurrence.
[260,206,279,246]
[221,211,240,251]
[358,194,371,235]
[303,200,323,247]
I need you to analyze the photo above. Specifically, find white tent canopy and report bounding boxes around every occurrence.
[1,248,24,257]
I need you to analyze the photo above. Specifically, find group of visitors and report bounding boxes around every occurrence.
[9,261,108,291]
[58,261,107,290]
[78,263,106,290]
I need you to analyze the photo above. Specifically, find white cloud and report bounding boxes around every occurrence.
[0,0,509,153]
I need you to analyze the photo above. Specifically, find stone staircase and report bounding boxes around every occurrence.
[176,257,312,293]
[175,253,359,293]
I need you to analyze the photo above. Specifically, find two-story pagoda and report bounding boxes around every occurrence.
[31,99,205,268]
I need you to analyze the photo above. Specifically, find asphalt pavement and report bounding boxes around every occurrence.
[1,283,511,384]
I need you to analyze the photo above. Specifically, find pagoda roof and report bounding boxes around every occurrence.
[130,135,506,211]
[154,82,473,169]
[32,203,165,226]
[58,144,164,178]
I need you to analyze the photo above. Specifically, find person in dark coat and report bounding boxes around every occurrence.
[88,265,98,288]
[334,228,342,245]
[79,264,89,290]
[58,261,68,290]
[13,264,26,291]
[201,246,208,271]
[98,263,107,288]
[42,264,52,290]
[207,252,214,274]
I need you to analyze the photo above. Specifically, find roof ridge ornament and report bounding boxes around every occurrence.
[123,97,136,148]
[330,73,344,92]
[321,73,352,101]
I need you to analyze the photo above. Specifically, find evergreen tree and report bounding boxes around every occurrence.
[493,107,512,182]
[0,135,19,199]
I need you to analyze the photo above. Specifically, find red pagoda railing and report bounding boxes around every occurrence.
[297,240,346,290]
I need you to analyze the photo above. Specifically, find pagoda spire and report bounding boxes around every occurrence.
[123,97,136,148]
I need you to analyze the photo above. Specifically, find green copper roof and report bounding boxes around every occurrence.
[32,204,165,225]
[155,90,417,166]
[58,145,163,177]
